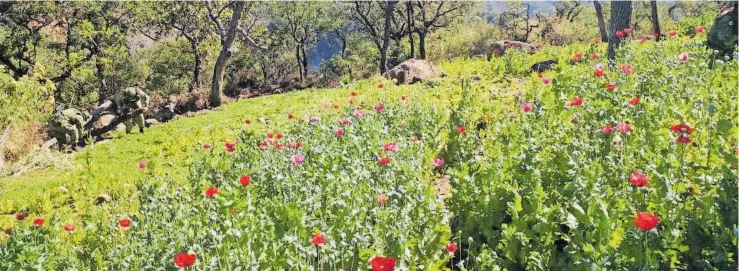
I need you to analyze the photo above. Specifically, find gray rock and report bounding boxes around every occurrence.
[383,59,445,85]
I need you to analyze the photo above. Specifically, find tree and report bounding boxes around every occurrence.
[607,1,632,61]
[554,1,583,22]
[145,2,211,91]
[351,1,398,74]
[0,2,55,79]
[270,2,325,82]
[649,0,661,41]
[593,0,609,42]
[412,1,466,59]
[206,0,264,107]
[498,2,542,42]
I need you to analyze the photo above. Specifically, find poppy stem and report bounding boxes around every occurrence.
[705,113,712,169]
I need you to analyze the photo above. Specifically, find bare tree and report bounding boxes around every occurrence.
[498,2,541,42]
[413,1,464,59]
[554,1,583,22]
[350,1,398,74]
[594,0,609,42]
[607,1,632,61]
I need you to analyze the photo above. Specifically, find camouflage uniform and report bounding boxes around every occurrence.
[48,106,89,149]
[115,85,149,134]
[707,5,738,58]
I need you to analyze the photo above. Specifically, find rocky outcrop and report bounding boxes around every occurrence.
[383,59,445,85]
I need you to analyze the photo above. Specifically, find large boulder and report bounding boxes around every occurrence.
[488,40,538,60]
[92,114,125,131]
[383,59,445,85]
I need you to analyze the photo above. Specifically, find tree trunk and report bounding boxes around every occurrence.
[95,60,107,105]
[380,1,398,74]
[407,2,415,59]
[607,1,632,62]
[301,45,308,79]
[295,45,303,81]
[594,0,609,42]
[418,30,427,59]
[186,36,203,91]
[210,1,245,107]
[650,0,661,41]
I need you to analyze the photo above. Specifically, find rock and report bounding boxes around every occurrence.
[93,114,125,131]
[530,60,558,73]
[155,103,176,122]
[145,119,159,127]
[488,40,538,60]
[184,111,196,117]
[383,59,445,85]
[95,194,112,205]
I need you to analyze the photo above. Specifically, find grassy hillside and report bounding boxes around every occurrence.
[0,32,737,270]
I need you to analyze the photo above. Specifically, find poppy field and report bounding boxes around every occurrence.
[1,29,738,270]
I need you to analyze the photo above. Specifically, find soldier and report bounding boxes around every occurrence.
[48,103,89,150]
[115,83,150,134]
[707,3,738,59]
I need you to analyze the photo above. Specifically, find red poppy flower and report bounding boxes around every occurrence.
[676,135,692,144]
[520,103,533,112]
[594,68,604,77]
[629,97,640,106]
[601,125,614,134]
[379,157,391,166]
[3,228,11,235]
[668,30,677,37]
[173,252,197,269]
[202,143,211,149]
[639,36,647,43]
[377,194,388,205]
[332,104,340,109]
[652,32,660,39]
[240,175,251,186]
[267,132,274,139]
[616,30,625,38]
[383,142,398,152]
[623,28,633,35]
[670,124,694,135]
[617,122,632,133]
[410,135,419,141]
[311,233,326,246]
[456,126,466,134]
[64,224,76,232]
[375,104,384,112]
[492,48,501,56]
[695,26,705,33]
[541,77,551,85]
[339,118,349,126]
[590,53,599,60]
[245,119,251,124]
[371,256,396,271]
[634,212,660,231]
[119,218,132,228]
[620,65,633,75]
[536,73,543,79]
[400,96,406,101]
[378,83,384,89]
[295,141,302,148]
[572,52,583,62]
[15,213,27,221]
[606,83,616,91]
[225,142,235,153]
[593,39,601,44]
[630,171,648,187]
[204,187,218,198]
[351,91,357,96]
[433,158,445,167]
[138,161,146,169]
[288,114,294,120]
[33,218,44,227]
[276,133,283,140]
[678,53,689,62]
[292,154,305,165]
[336,129,344,136]
[445,242,458,254]
[568,97,583,107]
